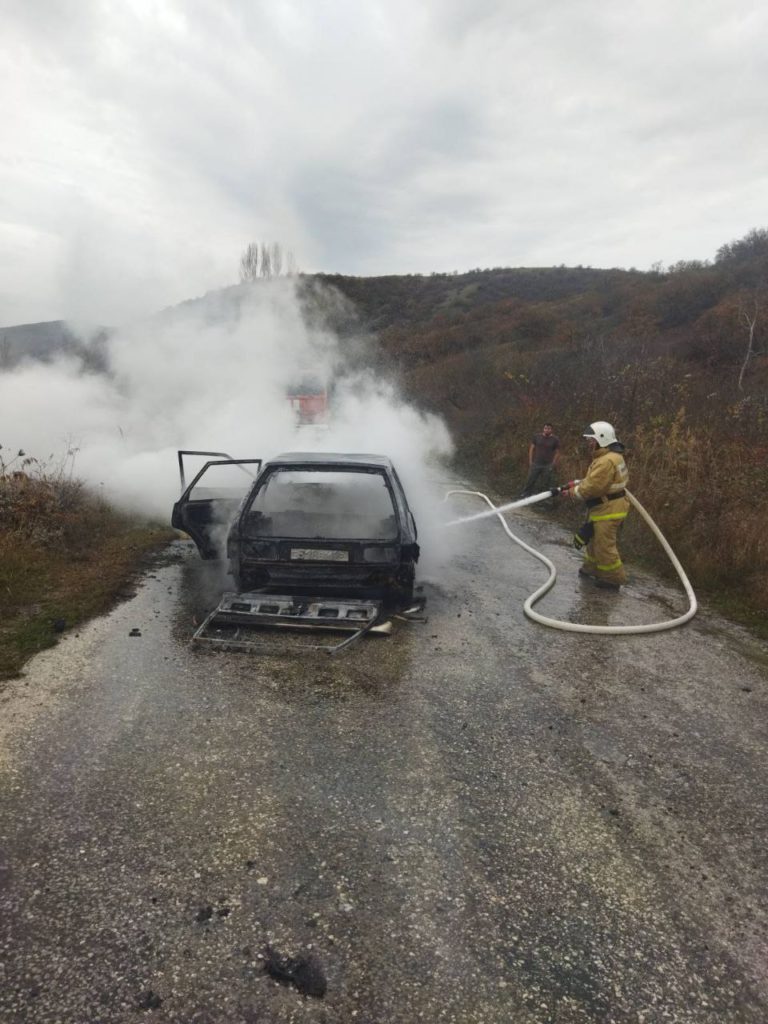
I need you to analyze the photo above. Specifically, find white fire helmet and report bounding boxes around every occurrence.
[583,421,618,446]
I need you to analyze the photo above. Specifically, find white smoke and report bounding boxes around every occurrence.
[0,278,454,571]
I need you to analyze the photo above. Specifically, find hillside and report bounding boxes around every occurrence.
[0,320,107,370]
[317,228,768,618]
[2,228,766,620]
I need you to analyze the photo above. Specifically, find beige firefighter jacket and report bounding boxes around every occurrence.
[574,447,629,502]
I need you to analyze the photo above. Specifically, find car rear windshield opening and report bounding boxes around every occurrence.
[243,468,398,540]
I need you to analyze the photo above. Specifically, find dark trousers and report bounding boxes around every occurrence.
[521,462,556,498]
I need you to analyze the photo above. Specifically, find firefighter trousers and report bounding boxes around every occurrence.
[581,496,630,585]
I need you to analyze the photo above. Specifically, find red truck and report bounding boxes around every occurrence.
[286,375,329,425]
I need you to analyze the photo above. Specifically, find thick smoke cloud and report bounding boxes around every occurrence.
[0,279,453,571]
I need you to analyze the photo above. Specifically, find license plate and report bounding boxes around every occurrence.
[290,548,349,562]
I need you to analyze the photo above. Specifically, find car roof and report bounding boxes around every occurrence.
[268,452,394,469]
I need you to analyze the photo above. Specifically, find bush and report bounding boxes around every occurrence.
[0,443,174,680]
[0,446,127,550]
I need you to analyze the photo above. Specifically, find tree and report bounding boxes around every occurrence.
[716,227,768,264]
[259,243,272,279]
[270,242,283,277]
[737,288,764,391]
[239,242,261,282]
[239,240,297,282]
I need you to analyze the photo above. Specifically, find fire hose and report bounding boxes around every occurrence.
[445,482,697,635]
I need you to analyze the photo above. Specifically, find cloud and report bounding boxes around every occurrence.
[1,0,767,323]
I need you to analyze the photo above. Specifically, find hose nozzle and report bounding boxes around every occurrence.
[553,479,579,496]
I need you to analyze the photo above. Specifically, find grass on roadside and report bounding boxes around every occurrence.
[457,417,768,634]
[0,455,174,681]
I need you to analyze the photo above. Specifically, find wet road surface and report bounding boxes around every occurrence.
[1,503,767,1023]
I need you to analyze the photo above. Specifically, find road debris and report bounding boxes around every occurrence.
[263,946,327,998]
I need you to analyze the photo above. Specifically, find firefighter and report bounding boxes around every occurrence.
[568,421,630,589]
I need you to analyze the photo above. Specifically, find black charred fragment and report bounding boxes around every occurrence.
[263,945,327,998]
[137,990,163,1011]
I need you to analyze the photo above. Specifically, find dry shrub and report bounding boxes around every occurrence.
[463,410,768,611]
[0,446,128,552]
[0,443,175,679]
[617,414,768,603]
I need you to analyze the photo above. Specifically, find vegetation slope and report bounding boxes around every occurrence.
[318,228,768,623]
[0,449,173,681]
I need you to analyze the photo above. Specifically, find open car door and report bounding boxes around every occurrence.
[172,454,262,559]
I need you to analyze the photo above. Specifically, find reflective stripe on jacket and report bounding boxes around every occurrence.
[574,447,629,502]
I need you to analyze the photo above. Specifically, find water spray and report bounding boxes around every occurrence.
[445,482,697,635]
[445,482,581,527]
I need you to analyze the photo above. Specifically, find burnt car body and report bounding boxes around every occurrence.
[172,452,420,605]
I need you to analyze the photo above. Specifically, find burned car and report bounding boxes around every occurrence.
[172,452,420,606]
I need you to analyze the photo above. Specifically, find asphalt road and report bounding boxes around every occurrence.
[1,500,767,1024]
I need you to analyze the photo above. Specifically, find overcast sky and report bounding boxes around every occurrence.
[1,0,766,325]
